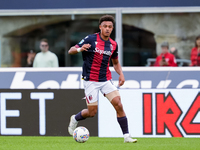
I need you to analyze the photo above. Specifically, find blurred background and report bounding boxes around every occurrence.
[0,0,200,138]
[0,0,200,67]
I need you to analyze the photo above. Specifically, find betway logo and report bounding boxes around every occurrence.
[10,72,200,89]
[120,80,199,89]
[10,72,83,89]
[93,48,112,56]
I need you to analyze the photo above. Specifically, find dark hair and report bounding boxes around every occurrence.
[195,35,200,47]
[40,38,48,43]
[99,15,115,25]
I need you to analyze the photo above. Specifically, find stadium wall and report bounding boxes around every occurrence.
[0,7,200,67]
[0,67,200,137]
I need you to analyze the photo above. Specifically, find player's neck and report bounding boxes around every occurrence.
[100,32,109,41]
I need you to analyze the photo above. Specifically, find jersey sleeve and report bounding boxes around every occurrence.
[75,35,90,48]
[111,44,118,59]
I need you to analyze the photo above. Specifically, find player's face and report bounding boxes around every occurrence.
[99,21,113,38]
[40,41,49,52]
[161,47,168,54]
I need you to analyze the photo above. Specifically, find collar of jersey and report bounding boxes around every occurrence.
[98,32,111,43]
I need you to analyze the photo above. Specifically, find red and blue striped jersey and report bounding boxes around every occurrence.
[75,33,118,82]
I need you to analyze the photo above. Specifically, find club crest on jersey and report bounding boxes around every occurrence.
[89,95,93,100]
[110,44,113,51]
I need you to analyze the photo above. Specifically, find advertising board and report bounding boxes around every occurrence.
[0,67,200,137]
[99,89,200,137]
[0,89,98,136]
[0,67,200,89]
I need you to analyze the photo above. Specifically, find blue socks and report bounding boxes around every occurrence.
[75,112,129,135]
[75,111,85,121]
[117,116,129,134]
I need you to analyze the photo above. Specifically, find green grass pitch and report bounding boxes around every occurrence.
[0,136,199,150]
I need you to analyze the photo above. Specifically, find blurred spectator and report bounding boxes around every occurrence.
[154,42,177,67]
[190,35,200,66]
[33,39,59,67]
[170,47,190,66]
[26,49,36,67]
[170,47,180,59]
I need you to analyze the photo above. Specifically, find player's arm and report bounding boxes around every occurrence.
[68,44,91,55]
[112,58,125,87]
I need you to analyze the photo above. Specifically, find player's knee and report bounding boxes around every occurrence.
[89,112,96,117]
[116,102,123,111]
[89,109,97,117]
[112,97,123,109]
[113,100,124,113]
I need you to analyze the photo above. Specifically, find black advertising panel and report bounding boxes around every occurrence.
[0,89,98,136]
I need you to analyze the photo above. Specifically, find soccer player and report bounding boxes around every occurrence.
[68,15,137,143]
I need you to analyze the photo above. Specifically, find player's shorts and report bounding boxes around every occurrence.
[83,80,119,105]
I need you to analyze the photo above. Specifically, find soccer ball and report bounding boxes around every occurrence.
[73,126,89,143]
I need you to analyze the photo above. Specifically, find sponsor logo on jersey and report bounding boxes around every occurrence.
[93,47,112,56]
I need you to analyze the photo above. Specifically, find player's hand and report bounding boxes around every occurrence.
[118,74,125,87]
[81,44,91,52]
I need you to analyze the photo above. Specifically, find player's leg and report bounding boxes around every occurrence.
[73,101,98,125]
[68,104,97,135]
[101,81,137,143]
[108,93,137,143]
[81,101,98,118]
[68,101,98,136]
[110,94,125,117]
[75,83,99,119]
[68,81,99,135]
